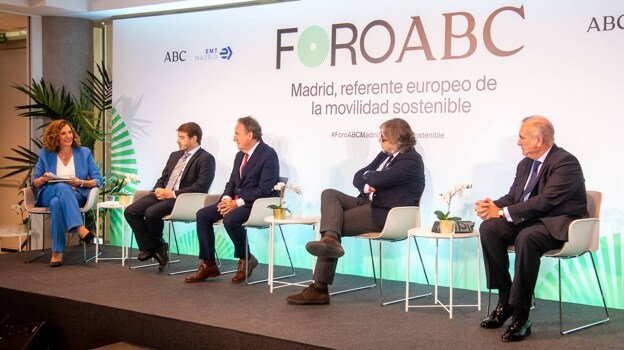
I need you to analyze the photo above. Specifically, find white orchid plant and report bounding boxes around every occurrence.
[267,182,302,213]
[11,203,28,225]
[434,183,472,221]
[111,174,140,195]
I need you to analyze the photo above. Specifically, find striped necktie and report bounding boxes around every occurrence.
[165,152,191,190]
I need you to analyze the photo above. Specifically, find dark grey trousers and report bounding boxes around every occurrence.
[313,189,382,284]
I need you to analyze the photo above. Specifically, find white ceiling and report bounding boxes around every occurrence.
[0,0,291,32]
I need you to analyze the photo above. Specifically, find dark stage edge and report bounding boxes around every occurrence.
[0,246,621,350]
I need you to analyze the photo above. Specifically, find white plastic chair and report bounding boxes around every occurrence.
[166,193,221,275]
[486,190,609,334]
[543,191,609,334]
[332,206,431,305]
[128,192,208,273]
[23,186,100,263]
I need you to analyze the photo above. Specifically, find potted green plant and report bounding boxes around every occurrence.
[434,183,472,234]
[10,203,29,233]
[0,63,113,230]
[267,182,302,219]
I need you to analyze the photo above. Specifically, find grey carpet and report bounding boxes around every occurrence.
[0,246,620,350]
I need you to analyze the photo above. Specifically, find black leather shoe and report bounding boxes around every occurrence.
[137,250,155,261]
[481,303,514,329]
[50,261,63,268]
[306,236,345,258]
[80,231,95,244]
[502,318,531,342]
[154,243,169,272]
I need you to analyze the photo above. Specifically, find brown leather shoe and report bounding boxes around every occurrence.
[231,255,259,284]
[305,235,344,258]
[185,261,221,283]
[287,284,330,305]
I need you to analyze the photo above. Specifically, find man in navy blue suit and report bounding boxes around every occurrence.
[287,118,425,305]
[185,116,280,284]
[475,115,587,342]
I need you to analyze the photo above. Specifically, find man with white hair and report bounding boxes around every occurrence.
[475,115,587,342]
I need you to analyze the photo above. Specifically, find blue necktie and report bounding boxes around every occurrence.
[521,160,541,201]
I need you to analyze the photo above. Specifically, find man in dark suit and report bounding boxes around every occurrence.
[125,122,215,271]
[287,118,425,305]
[475,115,587,342]
[185,116,279,284]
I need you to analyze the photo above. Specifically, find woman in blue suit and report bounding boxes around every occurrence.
[31,120,102,267]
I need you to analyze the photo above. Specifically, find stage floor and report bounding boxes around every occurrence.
[0,246,621,350]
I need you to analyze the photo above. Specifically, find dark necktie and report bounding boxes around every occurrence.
[521,160,541,201]
[382,155,394,170]
[165,152,191,190]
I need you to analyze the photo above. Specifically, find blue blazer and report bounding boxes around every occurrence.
[354,149,425,228]
[32,146,103,202]
[223,141,279,207]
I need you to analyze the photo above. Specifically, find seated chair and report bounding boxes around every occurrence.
[331,206,431,305]
[23,186,100,263]
[487,190,609,334]
[166,193,221,275]
[216,177,295,285]
[128,191,208,273]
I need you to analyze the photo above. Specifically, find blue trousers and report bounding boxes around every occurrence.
[37,183,87,253]
[196,203,252,260]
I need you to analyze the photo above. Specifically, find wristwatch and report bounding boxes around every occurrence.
[498,209,504,218]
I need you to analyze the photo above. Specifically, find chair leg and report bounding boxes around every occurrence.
[164,222,184,275]
[83,241,100,263]
[559,254,610,335]
[24,214,45,264]
[245,225,296,285]
[330,239,377,296]
[128,231,159,269]
[82,210,100,263]
[167,224,192,275]
[383,237,431,306]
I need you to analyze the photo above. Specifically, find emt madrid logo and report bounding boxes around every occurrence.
[195,46,234,61]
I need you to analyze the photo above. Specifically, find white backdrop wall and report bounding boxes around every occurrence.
[112,0,624,308]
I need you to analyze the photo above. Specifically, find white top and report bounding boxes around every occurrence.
[57,155,76,178]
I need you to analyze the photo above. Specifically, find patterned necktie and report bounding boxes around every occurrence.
[240,153,249,175]
[165,152,191,190]
[382,155,394,170]
[521,160,541,201]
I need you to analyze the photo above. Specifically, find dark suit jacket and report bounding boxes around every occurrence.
[223,141,280,207]
[354,149,425,228]
[153,148,216,195]
[494,144,587,241]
